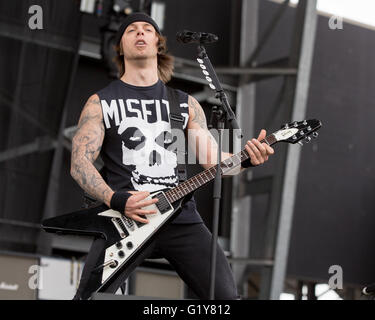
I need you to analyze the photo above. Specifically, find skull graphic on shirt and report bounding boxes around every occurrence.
[118,116,179,192]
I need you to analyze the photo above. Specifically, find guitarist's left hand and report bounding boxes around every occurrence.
[245,129,275,166]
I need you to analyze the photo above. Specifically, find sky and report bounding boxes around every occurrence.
[290,0,375,27]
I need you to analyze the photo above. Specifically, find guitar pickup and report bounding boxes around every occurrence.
[135,215,147,228]
[152,192,173,215]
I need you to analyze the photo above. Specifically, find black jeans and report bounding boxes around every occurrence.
[73,222,238,300]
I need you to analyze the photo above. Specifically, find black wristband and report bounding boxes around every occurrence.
[241,158,255,169]
[110,190,132,214]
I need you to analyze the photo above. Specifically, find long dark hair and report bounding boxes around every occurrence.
[113,33,174,83]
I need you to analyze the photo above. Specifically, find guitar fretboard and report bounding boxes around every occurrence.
[165,134,277,203]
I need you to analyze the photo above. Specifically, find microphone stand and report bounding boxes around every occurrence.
[197,45,242,135]
[196,44,242,300]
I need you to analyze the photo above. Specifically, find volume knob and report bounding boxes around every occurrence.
[116,241,123,249]
[126,242,134,249]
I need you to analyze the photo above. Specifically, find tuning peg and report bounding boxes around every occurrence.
[305,137,312,143]
[298,141,304,146]
[312,132,319,138]
[293,121,298,127]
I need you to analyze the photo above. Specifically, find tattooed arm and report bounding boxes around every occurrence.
[186,95,274,174]
[70,94,114,207]
[186,95,231,170]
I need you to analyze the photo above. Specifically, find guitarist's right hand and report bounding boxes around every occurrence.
[125,191,159,224]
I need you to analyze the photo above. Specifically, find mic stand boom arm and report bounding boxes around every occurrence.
[196,45,242,139]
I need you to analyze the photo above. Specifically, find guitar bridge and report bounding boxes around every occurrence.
[111,217,130,238]
[152,192,173,214]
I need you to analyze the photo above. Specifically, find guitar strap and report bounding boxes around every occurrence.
[166,86,187,182]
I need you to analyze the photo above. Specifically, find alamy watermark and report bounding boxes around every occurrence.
[28,265,43,290]
[28,5,43,30]
[328,265,343,290]
[329,15,344,30]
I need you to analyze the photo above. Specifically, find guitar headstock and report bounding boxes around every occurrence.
[273,119,322,145]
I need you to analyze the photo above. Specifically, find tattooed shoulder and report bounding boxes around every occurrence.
[188,95,208,129]
[77,94,104,130]
[72,94,105,160]
[87,94,101,107]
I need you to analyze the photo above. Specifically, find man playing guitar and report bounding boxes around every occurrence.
[70,12,274,300]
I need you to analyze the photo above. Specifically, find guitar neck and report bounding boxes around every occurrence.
[165,133,278,203]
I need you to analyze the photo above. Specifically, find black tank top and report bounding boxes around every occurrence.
[96,79,202,224]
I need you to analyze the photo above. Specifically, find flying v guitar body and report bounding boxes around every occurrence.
[42,190,188,294]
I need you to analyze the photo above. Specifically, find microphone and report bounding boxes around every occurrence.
[176,30,219,44]
[362,283,375,296]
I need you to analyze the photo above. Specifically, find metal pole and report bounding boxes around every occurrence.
[209,118,223,299]
[230,0,258,298]
[269,0,318,300]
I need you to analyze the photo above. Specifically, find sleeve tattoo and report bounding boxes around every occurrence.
[189,95,208,130]
[70,96,113,206]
